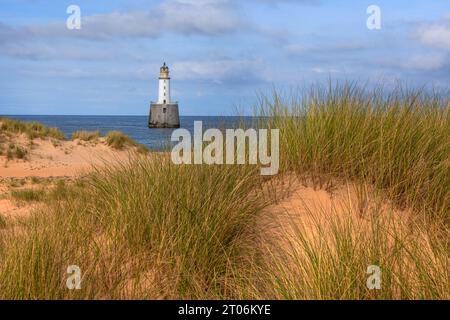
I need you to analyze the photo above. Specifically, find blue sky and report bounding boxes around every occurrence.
[0,0,449,115]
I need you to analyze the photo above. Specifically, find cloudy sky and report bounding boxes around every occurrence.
[0,0,449,115]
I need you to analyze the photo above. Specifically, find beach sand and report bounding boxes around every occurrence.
[0,133,143,217]
[0,135,133,178]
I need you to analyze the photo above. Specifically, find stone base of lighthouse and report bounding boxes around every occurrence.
[148,103,180,128]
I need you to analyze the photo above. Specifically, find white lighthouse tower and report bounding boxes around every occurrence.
[148,62,180,128]
[158,62,171,104]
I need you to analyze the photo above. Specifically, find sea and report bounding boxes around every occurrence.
[3,115,254,151]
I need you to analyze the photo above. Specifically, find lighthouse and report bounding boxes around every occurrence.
[148,62,180,128]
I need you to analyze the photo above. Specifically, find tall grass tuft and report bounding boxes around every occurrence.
[0,156,269,299]
[71,130,100,141]
[258,83,449,221]
[106,131,137,150]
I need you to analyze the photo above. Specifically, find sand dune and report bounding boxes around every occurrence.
[1,135,134,178]
[0,133,143,217]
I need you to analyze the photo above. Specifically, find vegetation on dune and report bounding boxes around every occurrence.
[259,83,449,220]
[0,135,5,156]
[13,144,26,160]
[71,130,100,142]
[10,188,46,203]
[0,117,65,140]
[0,83,448,299]
[0,117,63,161]
[4,143,28,161]
[136,144,150,154]
[0,156,268,299]
[0,216,6,229]
[67,128,149,152]
[238,201,449,299]
[73,130,150,152]
[0,118,149,157]
[106,130,139,150]
[8,180,75,204]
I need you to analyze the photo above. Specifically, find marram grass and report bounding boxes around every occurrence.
[0,117,65,140]
[0,155,269,299]
[71,130,101,141]
[0,84,448,299]
[258,83,449,221]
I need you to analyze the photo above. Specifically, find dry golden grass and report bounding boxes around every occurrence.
[0,117,64,140]
[71,130,100,142]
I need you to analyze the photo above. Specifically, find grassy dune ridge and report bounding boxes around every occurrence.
[0,117,65,140]
[260,83,449,220]
[0,84,448,299]
[0,119,149,161]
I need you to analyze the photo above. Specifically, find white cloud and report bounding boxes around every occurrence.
[312,67,340,74]
[285,42,368,56]
[0,0,245,61]
[416,16,450,51]
[402,53,448,71]
[249,0,320,5]
[22,0,242,40]
[15,57,268,83]
[160,0,242,35]
[172,58,264,82]
[0,41,122,61]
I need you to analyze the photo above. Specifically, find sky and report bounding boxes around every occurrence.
[0,0,449,116]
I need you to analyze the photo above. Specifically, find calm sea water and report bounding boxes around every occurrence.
[4,115,253,150]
